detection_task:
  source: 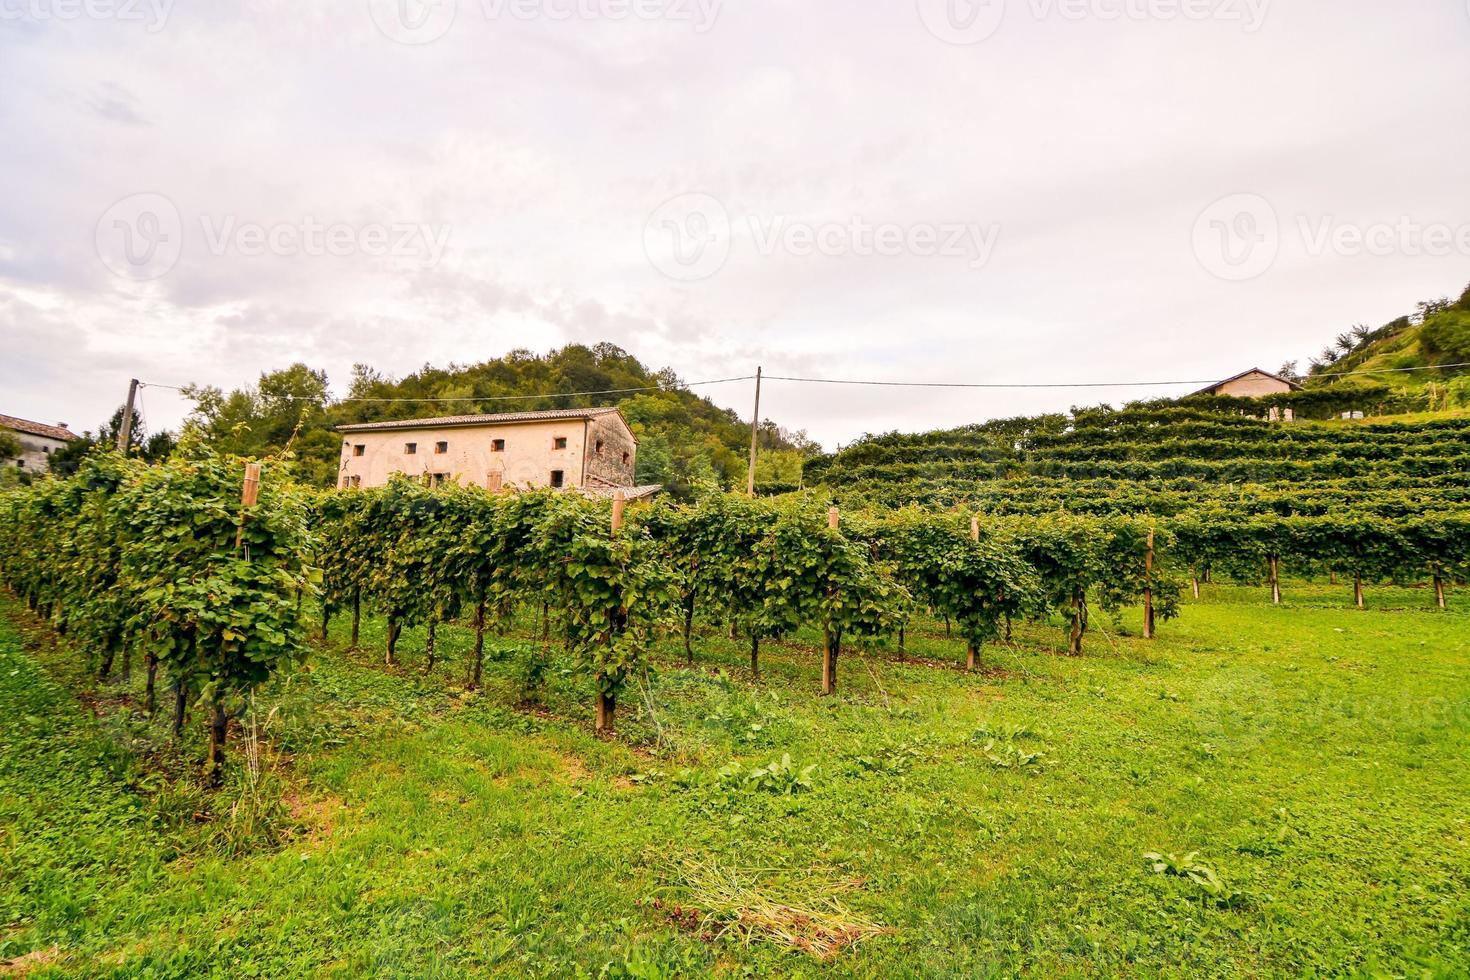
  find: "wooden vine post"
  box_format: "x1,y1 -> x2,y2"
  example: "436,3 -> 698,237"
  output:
967,515 -> 981,670
1269,554 -> 1281,605
1143,527 -> 1156,640
212,461 -> 261,786
1434,568 -> 1447,610
821,505 -> 840,696
1354,572 -> 1365,610
234,462 -> 261,549
595,490 -> 626,734
469,593 -> 487,689
1069,591 -> 1084,656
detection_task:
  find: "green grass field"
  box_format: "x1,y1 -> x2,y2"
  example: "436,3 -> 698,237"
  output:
2,584 -> 1467,978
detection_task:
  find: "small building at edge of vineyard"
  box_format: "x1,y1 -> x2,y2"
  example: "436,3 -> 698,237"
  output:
1191,368 -> 1303,399
334,407 -> 662,499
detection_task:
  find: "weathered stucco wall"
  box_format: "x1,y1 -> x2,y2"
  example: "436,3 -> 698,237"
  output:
1215,372 -> 1295,398
584,413 -> 638,487
2,430 -> 69,474
338,419 -> 592,490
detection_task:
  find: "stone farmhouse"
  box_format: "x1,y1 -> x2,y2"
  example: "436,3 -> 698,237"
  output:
335,407 -> 661,498
1,413 -> 77,474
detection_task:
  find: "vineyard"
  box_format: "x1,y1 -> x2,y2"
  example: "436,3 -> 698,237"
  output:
3,428 -> 1468,762
808,404 -> 1470,510
1,416 -> 1468,974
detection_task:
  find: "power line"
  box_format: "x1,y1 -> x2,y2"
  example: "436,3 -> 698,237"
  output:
134,360 -> 1470,403
764,361 -> 1470,390
339,376 -> 755,404
134,375 -> 756,404
1315,361 -> 1470,380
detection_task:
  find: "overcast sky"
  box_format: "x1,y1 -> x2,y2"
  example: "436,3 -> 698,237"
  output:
2,0 -> 1468,449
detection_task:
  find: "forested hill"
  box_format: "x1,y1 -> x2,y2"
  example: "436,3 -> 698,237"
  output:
180,344 -> 817,496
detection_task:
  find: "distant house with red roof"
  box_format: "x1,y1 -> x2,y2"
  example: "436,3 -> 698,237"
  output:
1,413 -> 78,474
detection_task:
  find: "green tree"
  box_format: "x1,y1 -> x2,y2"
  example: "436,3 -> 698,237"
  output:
1420,309 -> 1470,363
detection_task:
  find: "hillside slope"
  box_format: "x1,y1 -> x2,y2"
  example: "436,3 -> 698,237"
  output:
1300,281 -> 1470,391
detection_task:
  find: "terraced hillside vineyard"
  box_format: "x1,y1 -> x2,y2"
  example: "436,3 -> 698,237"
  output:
806,404 -> 1470,511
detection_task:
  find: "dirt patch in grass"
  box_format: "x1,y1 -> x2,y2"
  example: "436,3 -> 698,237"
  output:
0,944 -> 63,975
554,751 -> 593,784
283,791 -> 346,847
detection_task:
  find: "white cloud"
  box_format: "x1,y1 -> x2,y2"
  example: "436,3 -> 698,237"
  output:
2,0 -> 1468,447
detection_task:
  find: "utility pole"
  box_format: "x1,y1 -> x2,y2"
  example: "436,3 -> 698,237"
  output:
116,378 -> 139,453
746,366 -> 762,497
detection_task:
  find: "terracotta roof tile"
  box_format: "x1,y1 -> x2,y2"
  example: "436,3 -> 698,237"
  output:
337,407 -> 622,433
0,413 -> 78,442
581,483 -> 664,501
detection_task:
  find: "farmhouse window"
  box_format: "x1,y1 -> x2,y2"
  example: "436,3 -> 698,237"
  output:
435,441 -> 448,454
404,442 -> 417,455
554,437 -> 568,450
622,451 -> 630,466
492,439 -> 505,452
595,439 -> 604,454
430,473 -> 448,487
487,472 -> 503,492
549,469 -> 565,488
353,444 -> 365,456
350,476 -> 361,488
